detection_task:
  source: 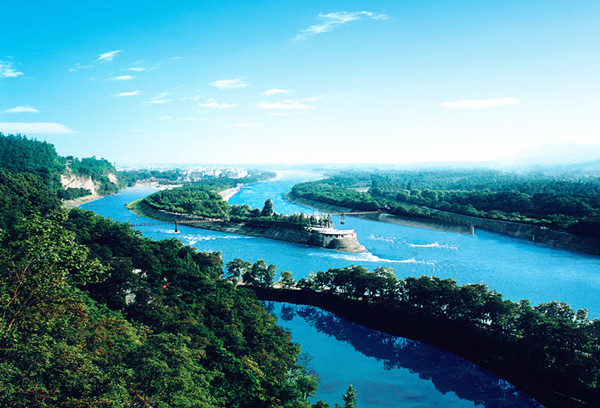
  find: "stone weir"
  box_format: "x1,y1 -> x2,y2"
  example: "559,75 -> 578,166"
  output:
136,200 -> 366,253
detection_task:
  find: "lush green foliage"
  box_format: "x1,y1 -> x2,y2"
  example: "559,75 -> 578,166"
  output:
120,169 -> 184,187
0,133 -> 65,188
291,266 -> 600,399
0,168 -> 323,407
0,133 -> 120,198
292,170 -> 600,238
143,182 -> 332,231
64,155 -> 120,195
0,169 -> 61,231
58,187 -> 93,200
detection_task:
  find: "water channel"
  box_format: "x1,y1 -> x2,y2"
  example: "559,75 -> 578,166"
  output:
82,170 -> 600,408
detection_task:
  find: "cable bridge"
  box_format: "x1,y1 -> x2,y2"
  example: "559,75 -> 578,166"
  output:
129,218 -> 227,232
128,211 -> 383,232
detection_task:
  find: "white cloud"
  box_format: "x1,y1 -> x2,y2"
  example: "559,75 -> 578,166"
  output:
198,99 -> 236,109
0,122 -> 76,134
111,75 -> 135,81
128,67 -> 146,72
439,97 -> 520,109
115,90 -> 142,97
295,11 -> 388,40
97,50 -> 122,62
210,78 -> 249,89
149,92 -> 171,104
257,100 -> 314,110
4,106 -> 39,113
0,60 -> 24,78
69,63 -> 94,72
301,96 -> 323,102
263,88 -> 292,96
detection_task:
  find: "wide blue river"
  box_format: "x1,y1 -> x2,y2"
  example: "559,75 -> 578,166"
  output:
82,170 -> 600,408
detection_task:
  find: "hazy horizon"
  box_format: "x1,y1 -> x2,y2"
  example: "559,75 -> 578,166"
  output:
1,1 -> 599,165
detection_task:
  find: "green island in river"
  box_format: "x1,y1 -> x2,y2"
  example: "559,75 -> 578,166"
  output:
129,180 -> 367,253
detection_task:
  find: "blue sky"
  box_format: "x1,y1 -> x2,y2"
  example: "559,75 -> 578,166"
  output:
1,0 -> 599,165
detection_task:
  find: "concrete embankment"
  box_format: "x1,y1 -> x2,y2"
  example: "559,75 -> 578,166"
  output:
246,286 -> 593,408
286,193 -> 600,255
285,193 -> 474,235
134,200 -> 366,253
429,209 -> 600,256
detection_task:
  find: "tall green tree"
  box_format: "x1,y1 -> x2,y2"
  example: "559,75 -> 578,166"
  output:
261,198 -> 274,217
342,385 -> 357,408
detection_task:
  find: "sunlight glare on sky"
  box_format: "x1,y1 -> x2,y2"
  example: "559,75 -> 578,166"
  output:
1,0 -> 599,164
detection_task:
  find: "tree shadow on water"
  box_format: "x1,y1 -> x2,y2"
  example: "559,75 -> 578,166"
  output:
268,302 -> 544,408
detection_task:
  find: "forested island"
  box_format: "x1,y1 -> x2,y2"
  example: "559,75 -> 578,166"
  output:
289,169 -> 600,254
134,182 -> 366,252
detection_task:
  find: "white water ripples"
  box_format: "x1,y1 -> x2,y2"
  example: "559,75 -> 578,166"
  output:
312,251 -> 436,266
368,234 -> 458,251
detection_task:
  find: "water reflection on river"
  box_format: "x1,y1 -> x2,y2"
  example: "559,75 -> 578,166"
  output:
82,170 -> 600,407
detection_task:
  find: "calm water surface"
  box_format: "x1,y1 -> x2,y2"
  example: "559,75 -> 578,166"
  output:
83,170 -> 600,407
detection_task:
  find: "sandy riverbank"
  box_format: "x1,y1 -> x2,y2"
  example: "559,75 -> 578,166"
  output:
61,194 -> 102,209
219,185 -> 242,201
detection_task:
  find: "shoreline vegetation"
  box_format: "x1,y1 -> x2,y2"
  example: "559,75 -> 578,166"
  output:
0,137 -> 342,406
130,197 -> 367,253
289,172 -> 600,255
285,192 -> 475,235
124,171 -> 366,252
222,262 -> 600,408
4,134 -> 600,407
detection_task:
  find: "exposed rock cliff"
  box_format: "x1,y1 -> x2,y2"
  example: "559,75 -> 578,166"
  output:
60,172 -> 97,194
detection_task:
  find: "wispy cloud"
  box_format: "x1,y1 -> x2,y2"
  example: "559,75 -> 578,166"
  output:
115,90 -> 142,97
262,88 -> 292,96
97,50 -> 122,62
128,63 -> 159,72
210,78 -> 249,89
439,97 -> 520,109
111,75 -> 135,81
3,106 -> 39,113
198,99 -> 236,109
0,60 -> 24,78
0,122 -> 76,134
257,100 -> 314,110
149,92 -> 171,104
69,63 -> 94,72
295,11 -> 388,40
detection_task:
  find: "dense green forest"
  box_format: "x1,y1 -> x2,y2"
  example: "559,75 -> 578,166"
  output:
230,262 -> 600,407
0,133 -> 65,189
291,169 -> 600,239
120,168 -> 184,187
0,133 -> 121,200
143,182 -> 332,231
0,141 -> 350,407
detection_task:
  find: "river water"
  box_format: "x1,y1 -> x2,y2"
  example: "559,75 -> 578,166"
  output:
82,170 -> 600,408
